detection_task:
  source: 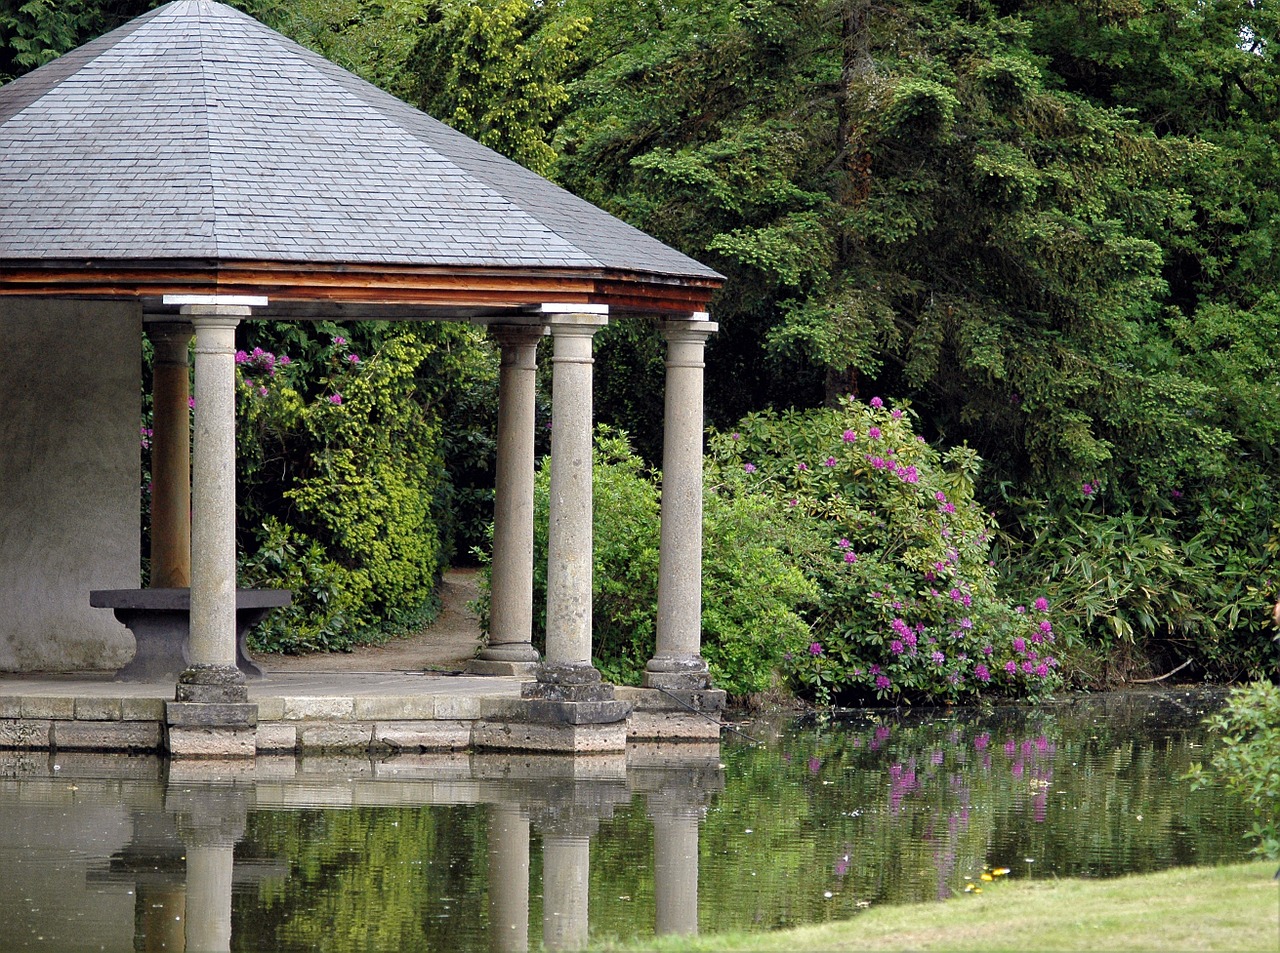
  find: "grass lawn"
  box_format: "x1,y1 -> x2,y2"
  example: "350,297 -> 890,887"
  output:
591,860 -> 1278,952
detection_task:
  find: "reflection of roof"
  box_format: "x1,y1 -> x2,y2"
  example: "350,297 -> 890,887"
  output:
0,0 -> 721,315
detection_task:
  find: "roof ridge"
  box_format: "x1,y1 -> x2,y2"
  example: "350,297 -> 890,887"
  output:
192,2 -> 221,260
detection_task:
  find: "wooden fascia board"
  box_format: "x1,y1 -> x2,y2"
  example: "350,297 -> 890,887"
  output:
0,260 -> 722,314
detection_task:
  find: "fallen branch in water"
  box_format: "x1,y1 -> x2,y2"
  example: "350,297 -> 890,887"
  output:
1129,658 -> 1192,684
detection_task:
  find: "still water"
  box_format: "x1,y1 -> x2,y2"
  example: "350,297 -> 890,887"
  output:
0,690 -> 1256,952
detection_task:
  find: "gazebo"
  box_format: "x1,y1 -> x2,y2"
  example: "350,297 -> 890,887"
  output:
0,0 -> 723,751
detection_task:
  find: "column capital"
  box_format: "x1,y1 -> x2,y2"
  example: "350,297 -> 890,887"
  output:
145,319 -> 195,340
489,321 -> 549,352
658,319 -> 718,340
548,312 -> 609,331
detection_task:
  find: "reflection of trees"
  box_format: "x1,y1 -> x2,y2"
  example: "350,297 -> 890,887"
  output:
691,694 -> 1252,934
236,805 -> 488,952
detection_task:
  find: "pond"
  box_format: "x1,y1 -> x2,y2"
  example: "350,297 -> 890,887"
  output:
0,689 -> 1256,952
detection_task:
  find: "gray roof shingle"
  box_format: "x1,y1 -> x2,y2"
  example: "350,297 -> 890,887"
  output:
0,0 -> 720,281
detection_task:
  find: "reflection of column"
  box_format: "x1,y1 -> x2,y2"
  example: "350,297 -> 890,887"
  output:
179,304 -> 251,704
651,809 -> 700,936
487,803 -> 531,953
148,321 -> 193,589
541,829 -> 592,952
137,882 -> 187,952
645,319 -> 718,691
171,780 -> 249,953
470,324 -> 546,676
184,844 -> 233,953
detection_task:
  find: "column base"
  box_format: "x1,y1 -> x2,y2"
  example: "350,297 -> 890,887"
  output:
175,664 -> 248,704
642,656 -> 713,692
164,700 -> 258,758
466,643 -> 541,677
473,719 -> 628,753
523,662 -> 616,702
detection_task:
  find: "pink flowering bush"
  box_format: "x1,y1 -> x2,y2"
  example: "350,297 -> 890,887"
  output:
709,397 -> 1061,704
234,331 -> 446,652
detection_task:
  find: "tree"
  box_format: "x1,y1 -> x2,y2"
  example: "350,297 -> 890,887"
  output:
405,0 -> 590,174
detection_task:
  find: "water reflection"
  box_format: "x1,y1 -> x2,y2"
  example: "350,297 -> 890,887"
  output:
0,691 -> 1258,952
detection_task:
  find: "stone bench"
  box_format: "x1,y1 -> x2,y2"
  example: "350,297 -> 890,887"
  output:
90,588 -> 291,682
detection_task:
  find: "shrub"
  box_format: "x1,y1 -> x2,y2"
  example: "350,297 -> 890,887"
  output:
709,397 -> 1061,704
476,427 -> 815,698
235,331 -> 446,652
995,464 -> 1280,686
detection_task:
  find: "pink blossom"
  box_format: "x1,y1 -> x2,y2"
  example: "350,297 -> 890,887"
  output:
842,429 -> 857,442
1033,597 -> 1049,612
329,393 -> 343,405
870,397 -> 884,408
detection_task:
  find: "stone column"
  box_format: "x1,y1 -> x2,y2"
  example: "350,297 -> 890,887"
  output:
527,313 -> 610,701
148,322 -> 194,589
469,323 -> 546,677
645,320 -> 719,692
179,306 -> 250,705
487,803 -> 531,953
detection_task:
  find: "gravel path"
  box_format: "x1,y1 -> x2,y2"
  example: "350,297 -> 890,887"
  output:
251,568 -> 484,674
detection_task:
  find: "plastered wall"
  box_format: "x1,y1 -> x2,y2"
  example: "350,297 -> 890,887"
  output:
0,298 -> 140,670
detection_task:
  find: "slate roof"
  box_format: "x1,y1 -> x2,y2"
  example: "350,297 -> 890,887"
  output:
0,0 -> 720,309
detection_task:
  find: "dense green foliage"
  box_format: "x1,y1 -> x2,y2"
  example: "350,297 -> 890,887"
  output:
477,428 -> 815,697
233,327 -> 446,651
712,398 -> 1060,703
228,321 -> 499,652
10,0 -> 1280,688
545,0 -> 1280,686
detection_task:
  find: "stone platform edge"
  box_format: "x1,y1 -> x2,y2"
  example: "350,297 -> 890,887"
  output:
0,686 -> 723,755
